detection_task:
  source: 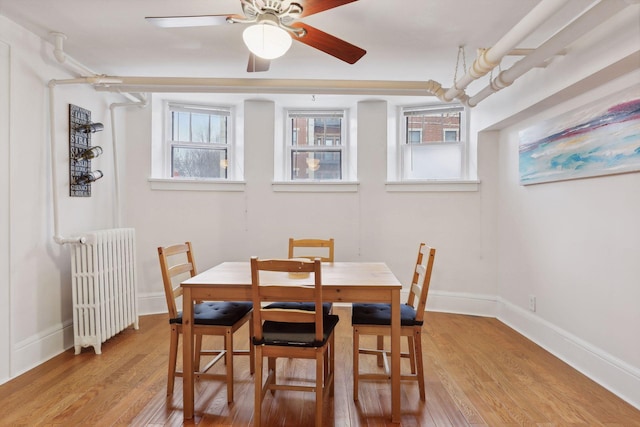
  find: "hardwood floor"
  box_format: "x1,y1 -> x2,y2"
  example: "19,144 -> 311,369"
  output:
0,307 -> 638,426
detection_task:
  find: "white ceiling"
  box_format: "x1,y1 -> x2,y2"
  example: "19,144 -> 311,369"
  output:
0,0 -> 602,102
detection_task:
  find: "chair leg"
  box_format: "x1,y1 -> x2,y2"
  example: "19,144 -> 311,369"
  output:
353,326 -> 359,401
414,329 -> 426,401
408,335 -> 417,374
315,351 -> 323,427
268,357 -> 277,395
249,316 -> 255,374
329,333 -> 335,396
324,343 -> 329,385
254,345 -> 263,427
194,333 -> 203,372
167,327 -> 179,395
225,328 -> 234,403
376,335 -> 384,367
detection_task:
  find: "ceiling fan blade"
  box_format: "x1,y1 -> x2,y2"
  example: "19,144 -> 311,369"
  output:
145,15 -> 241,28
247,53 -> 270,72
299,0 -> 358,18
291,23 -> 366,64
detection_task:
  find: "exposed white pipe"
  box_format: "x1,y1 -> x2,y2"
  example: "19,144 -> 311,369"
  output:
51,32 -> 99,77
467,0 -> 629,107
109,95 -> 147,227
92,76 -> 446,96
442,0 -> 571,102
48,33 -> 146,245
48,79 -> 85,244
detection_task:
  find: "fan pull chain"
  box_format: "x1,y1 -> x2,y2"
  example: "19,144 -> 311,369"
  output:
453,45 -> 467,89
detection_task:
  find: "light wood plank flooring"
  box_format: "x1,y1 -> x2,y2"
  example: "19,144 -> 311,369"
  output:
0,307 -> 638,426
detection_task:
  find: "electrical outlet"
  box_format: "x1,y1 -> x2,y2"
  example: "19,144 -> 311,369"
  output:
528,295 -> 536,312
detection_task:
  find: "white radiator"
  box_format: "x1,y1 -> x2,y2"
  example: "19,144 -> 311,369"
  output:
70,228 -> 139,354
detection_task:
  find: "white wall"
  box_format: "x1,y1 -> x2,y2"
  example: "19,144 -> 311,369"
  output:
1,3 -> 638,411
0,15 -> 123,378
495,73 -> 640,408
126,96 -> 499,316
470,5 -> 640,408
0,39 -> 10,383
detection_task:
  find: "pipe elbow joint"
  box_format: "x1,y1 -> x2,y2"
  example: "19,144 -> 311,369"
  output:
425,80 -> 447,100
53,49 -> 66,64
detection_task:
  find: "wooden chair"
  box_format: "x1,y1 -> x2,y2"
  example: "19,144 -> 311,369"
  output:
352,243 -> 436,401
264,237 -> 335,314
157,242 -> 254,402
288,237 -> 335,262
250,257 -> 339,427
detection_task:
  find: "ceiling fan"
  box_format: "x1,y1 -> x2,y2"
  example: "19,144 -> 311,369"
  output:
146,0 -> 366,73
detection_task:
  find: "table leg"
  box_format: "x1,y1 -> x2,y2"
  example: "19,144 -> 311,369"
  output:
391,289 -> 401,423
183,287 -> 194,420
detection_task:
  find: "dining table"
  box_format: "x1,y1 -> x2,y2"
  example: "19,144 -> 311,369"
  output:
180,261 -> 403,423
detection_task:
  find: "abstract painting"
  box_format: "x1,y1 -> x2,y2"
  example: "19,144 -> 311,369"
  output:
519,84 -> 640,185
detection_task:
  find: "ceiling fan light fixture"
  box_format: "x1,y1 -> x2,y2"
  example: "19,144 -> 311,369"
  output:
242,23 -> 292,60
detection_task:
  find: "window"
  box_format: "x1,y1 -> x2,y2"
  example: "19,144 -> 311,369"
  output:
397,104 -> 467,180
165,103 -> 233,179
285,110 -> 347,181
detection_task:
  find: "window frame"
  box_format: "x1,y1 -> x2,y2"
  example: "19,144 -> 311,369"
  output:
283,109 -> 349,182
164,102 -> 235,180
396,103 -> 469,181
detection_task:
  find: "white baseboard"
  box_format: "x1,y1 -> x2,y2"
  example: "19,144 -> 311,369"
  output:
11,320 -> 74,379
496,297 -> 640,411
7,291 -> 640,411
137,291 -> 168,315
4,292 -> 166,385
425,290 -> 498,317
422,291 -> 639,410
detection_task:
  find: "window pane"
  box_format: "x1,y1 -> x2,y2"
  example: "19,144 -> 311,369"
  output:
444,129 -> 459,142
291,117 -> 306,146
210,114 -> 227,144
406,111 -> 461,143
172,111 -> 190,142
171,147 -> 227,179
408,130 -> 422,144
291,117 -> 342,146
402,144 -> 462,180
191,113 -> 210,143
314,117 -> 342,146
291,151 -> 341,180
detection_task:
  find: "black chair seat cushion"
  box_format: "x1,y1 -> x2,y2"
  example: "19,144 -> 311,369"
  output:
170,301 -> 253,326
351,303 -> 422,326
263,301 -> 332,315
253,314 -> 340,347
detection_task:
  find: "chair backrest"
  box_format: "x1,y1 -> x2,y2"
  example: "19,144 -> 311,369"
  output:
288,238 -> 335,262
157,242 -> 198,319
406,243 -> 436,323
250,257 -> 324,343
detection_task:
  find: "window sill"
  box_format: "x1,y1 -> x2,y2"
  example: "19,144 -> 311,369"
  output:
272,181 -> 359,193
148,178 -> 246,192
385,180 -> 479,192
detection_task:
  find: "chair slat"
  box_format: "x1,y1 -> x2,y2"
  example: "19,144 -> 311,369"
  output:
250,256 -> 337,427
288,237 -> 335,262
157,241 -> 254,402
352,242 -> 436,403
260,308 -> 316,323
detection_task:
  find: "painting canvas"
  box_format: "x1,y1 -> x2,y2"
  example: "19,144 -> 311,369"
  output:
519,84 -> 640,185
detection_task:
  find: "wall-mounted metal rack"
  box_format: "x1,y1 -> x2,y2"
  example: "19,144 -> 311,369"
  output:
69,104 -> 103,197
